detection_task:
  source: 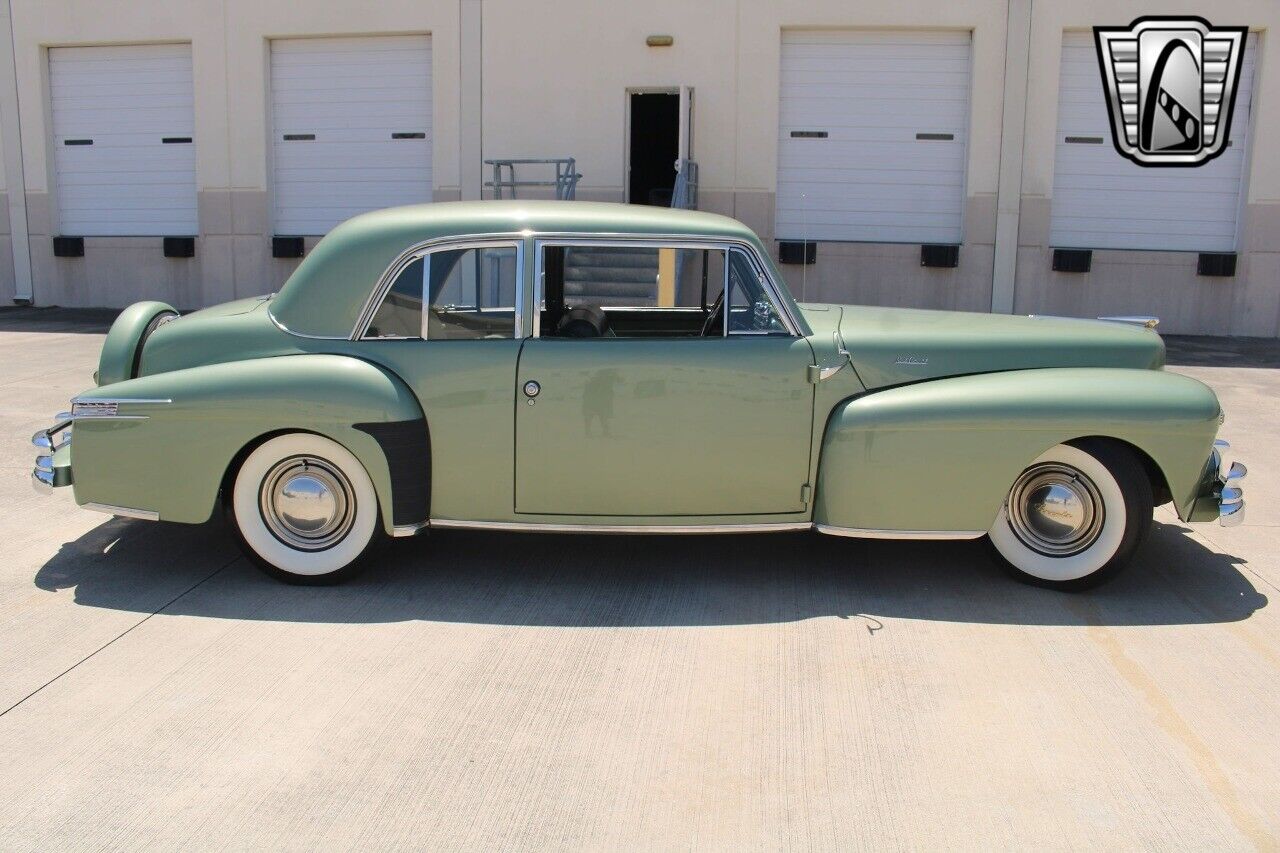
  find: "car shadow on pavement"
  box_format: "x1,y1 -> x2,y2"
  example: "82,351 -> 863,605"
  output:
33,514 -> 1266,629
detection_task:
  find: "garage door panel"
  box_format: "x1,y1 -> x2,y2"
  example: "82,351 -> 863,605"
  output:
50,44 -> 198,237
271,35 -> 432,236
1049,33 -> 1256,252
777,30 -> 971,244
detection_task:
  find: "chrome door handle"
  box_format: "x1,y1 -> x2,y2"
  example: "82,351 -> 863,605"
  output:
523,380 -> 541,398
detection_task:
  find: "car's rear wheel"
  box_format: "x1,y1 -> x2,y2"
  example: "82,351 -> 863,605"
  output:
230,433 -> 380,584
988,440 -> 1152,591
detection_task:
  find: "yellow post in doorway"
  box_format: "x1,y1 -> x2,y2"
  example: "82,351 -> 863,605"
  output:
657,248 -> 676,306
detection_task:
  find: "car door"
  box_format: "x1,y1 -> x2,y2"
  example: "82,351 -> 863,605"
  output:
514,241 -> 815,517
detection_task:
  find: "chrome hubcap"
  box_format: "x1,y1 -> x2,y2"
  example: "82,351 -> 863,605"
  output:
259,456 -> 355,551
1006,463 -> 1105,557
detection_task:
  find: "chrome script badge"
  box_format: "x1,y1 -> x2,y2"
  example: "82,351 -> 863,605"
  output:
1094,17 -> 1247,167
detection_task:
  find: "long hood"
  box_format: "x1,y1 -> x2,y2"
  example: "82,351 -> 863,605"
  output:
801,304 -> 1166,390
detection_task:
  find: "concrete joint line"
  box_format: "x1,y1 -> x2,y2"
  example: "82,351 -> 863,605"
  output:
0,555 -> 239,718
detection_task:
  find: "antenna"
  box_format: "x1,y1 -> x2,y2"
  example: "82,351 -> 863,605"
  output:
800,192 -> 808,301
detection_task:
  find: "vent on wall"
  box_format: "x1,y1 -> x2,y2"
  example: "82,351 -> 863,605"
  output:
1052,249 -> 1092,273
1197,253 -> 1237,277
778,240 -> 816,265
163,236 -> 195,258
273,236 -> 305,258
53,236 -> 84,257
920,244 -> 959,268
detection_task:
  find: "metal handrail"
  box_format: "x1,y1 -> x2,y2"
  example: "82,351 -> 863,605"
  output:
484,158 -> 582,200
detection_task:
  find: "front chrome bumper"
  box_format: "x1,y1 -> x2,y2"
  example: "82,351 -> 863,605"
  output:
1212,439 -> 1246,527
31,419 -> 73,495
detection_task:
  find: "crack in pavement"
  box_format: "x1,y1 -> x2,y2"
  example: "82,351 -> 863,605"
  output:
0,555 -> 241,719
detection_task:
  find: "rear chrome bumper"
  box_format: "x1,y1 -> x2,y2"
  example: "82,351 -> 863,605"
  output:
1212,439 -> 1246,527
31,419 -> 73,495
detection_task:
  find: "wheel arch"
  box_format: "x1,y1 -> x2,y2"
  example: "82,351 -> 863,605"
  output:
813,368 -> 1219,532
1064,435 -> 1173,508
69,354 -> 428,534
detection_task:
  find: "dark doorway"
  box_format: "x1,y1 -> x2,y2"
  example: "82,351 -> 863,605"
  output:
628,92 -> 679,206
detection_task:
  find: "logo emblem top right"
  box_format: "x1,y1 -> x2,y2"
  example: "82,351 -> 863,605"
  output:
1094,17 -> 1248,167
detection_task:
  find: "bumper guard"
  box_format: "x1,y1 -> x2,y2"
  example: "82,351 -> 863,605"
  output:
31,419 -> 73,494
1212,439 -> 1246,527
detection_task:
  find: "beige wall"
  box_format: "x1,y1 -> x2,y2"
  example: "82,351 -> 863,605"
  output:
0,0 -> 1276,334
1011,0 -> 1280,336
8,0 -> 462,308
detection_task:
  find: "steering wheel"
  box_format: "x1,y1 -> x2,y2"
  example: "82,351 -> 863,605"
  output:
700,289 -> 726,337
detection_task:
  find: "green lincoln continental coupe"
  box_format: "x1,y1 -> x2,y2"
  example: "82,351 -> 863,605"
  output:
32,201 -> 1245,589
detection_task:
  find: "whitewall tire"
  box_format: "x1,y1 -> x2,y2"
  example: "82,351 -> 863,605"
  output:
230,433 -> 381,584
988,440 -> 1153,590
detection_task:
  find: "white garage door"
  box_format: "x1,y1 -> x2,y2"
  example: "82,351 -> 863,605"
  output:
49,44 -> 197,237
776,30 -> 971,244
271,35 -> 432,236
1049,32 -> 1257,252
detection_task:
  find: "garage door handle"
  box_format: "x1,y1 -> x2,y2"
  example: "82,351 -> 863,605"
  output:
282,133 -> 315,141
392,132 -> 426,139
915,132 -> 954,141
162,137 -> 192,144
63,139 -> 93,146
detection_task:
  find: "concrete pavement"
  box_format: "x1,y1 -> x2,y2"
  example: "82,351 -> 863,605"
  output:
0,311 -> 1277,850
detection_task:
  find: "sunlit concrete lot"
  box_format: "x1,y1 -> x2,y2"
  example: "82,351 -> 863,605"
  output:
1,309 -> 1277,850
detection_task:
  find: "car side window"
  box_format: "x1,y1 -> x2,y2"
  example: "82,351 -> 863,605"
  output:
541,244 -> 726,339
726,249 -> 789,336
365,258 -> 424,338
365,244 -> 518,340
426,245 -> 518,340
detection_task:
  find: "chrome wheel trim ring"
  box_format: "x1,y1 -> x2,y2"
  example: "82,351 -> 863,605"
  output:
1006,462 -> 1106,557
258,456 -> 356,552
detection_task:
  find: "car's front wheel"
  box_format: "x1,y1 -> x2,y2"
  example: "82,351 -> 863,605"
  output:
230,433 -> 381,584
988,440 -> 1153,591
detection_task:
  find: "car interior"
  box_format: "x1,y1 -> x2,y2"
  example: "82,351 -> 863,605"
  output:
364,241 -> 790,340
539,244 -> 788,339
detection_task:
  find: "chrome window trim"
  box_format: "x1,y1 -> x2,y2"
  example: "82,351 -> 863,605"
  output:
529,235 -> 800,338
267,309 -> 349,341
725,245 -> 792,338
353,232 -> 528,341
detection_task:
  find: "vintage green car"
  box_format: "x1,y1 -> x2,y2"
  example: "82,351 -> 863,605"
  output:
31,201 -> 1244,589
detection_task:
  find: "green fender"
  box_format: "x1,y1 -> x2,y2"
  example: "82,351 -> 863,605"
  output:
814,368 -> 1222,533
69,354 -> 425,532
97,301 -> 178,386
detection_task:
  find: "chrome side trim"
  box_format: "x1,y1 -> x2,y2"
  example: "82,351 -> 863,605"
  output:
815,524 -> 986,540
391,520 -> 430,538
58,397 -> 173,422
1098,315 -> 1160,330
82,502 -> 160,521
430,519 -> 812,534
57,411 -> 148,421
71,396 -> 172,406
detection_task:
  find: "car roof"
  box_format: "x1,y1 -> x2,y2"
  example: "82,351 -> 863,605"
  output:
270,201 -> 762,337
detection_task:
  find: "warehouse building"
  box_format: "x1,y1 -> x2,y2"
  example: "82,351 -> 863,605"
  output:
0,0 -> 1275,335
